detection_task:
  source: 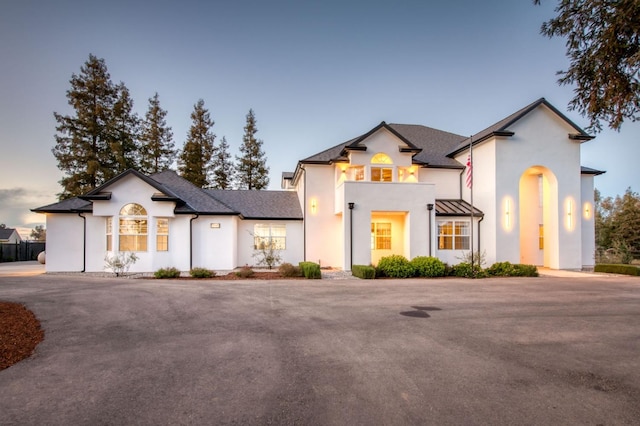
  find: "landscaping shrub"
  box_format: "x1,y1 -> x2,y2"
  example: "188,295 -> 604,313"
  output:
594,264 -> 640,276
235,266 -> 255,278
486,262 -> 538,277
352,264 -> 376,279
410,256 -> 446,277
299,261 -> 321,279
451,262 -> 486,278
376,255 -> 414,278
189,267 -> 216,278
279,262 -> 302,277
154,267 -> 181,279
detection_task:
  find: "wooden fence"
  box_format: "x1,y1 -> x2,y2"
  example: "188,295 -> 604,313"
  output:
0,242 -> 46,262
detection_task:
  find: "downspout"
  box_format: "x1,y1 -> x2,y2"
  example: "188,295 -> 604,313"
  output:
477,215 -> 484,254
348,202 -> 355,270
301,166 -> 307,262
189,213 -> 199,270
78,212 -> 86,273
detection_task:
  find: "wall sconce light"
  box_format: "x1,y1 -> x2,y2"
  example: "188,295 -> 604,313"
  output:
348,202 -> 355,210
311,198 -> 317,214
410,169 -> 415,175
584,203 -> 591,220
341,168 -> 346,174
505,199 -> 511,229
567,200 -> 573,229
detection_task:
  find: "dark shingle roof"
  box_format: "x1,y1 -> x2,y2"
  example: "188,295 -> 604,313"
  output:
301,123 -> 466,168
448,98 -> 594,157
205,190 -> 303,220
0,228 -> 17,239
150,170 -> 236,214
31,197 -> 93,213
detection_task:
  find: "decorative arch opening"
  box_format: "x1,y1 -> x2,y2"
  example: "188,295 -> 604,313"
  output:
371,153 -> 393,164
119,203 -> 148,251
519,166 -> 558,268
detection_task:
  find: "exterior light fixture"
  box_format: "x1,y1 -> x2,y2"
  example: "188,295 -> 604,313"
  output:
584,202 -> 591,220
505,199 -> 511,229
567,200 -> 573,230
311,199 -> 317,214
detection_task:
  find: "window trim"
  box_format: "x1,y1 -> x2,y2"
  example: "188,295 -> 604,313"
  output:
371,222 -> 392,250
437,220 -> 470,250
157,218 -> 169,252
254,223 -> 287,250
118,203 -> 148,252
106,217 -> 113,251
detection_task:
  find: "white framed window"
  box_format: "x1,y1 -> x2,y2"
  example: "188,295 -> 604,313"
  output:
370,152 -> 393,182
157,218 -> 169,251
119,203 -> 148,252
349,166 -> 365,181
106,217 -> 113,251
254,224 -> 286,250
371,222 -> 391,250
438,220 -> 470,250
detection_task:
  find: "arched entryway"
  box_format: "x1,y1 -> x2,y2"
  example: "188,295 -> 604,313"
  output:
519,166 -> 558,267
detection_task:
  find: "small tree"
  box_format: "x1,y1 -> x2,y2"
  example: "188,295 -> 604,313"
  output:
30,225 -> 46,241
250,231 -> 282,269
235,109 -> 269,190
109,83 -> 141,175
178,99 -> 215,187
104,252 -> 139,277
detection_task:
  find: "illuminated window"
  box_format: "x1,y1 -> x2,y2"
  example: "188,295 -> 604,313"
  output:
350,166 -> 365,181
254,224 -> 286,250
119,203 -> 148,251
371,222 -> 391,250
438,220 -> 470,250
106,217 -> 113,251
371,153 -> 392,164
157,218 -> 169,251
371,167 -> 393,182
539,224 -> 544,250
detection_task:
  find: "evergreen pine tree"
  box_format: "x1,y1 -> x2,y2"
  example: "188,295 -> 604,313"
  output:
52,54 -> 118,199
139,92 -> 175,174
178,99 -> 215,187
109,83 -> 141,175
211,136 -> 235,189
235,109 -> 269,190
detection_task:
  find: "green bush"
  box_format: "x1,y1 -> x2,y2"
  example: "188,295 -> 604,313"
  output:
352,264 -> 376,279
154,267 -> 181,279
235,266 -> 255,278
189,267 -> 216,278
486,262 -> 538,277
376,255 -> 414,278
278,262 -> 302,277
451,262 -> 486,278
594,264 -> 640,276
299,261 -> 321,279
410,256 -> 446,277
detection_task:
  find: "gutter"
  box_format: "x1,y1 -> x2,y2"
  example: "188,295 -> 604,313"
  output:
189,213 -> 199,270
477,215 -> 484,254
77,212 -> 86,272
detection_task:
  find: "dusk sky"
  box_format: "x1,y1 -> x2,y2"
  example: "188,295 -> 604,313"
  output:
1,0 -> 638,237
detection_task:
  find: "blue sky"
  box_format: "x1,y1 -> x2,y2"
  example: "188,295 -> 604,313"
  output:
1,0 -> 638,236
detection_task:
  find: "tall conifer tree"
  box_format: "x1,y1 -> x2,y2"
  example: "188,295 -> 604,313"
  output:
235,109 -> 269,190
211,136 -> 235,189
52,54 -> 119,199
109,83 -> 141,175
178,99 -> 215,187
139,92 -> 175,174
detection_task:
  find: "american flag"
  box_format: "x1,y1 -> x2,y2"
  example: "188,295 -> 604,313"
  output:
466,154 -> 472,188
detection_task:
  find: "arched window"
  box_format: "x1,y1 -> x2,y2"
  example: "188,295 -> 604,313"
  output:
371,153 -> 393,164
370,153 -> 393,182
119,203 -> 148,251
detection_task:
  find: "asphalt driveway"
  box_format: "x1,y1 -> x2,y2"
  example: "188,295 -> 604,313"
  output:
1,272 -> 639,425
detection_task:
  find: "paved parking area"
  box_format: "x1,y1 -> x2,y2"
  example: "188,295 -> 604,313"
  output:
1,273 -> 639,425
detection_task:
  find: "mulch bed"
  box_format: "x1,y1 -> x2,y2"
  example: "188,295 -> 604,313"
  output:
0,302 -> 44,371
148,272 -> 303,280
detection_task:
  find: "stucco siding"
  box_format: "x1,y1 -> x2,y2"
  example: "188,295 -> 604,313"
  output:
45,214 -> 85,272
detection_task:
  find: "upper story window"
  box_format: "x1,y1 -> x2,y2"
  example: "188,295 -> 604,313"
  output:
349,165 -> 364,181
119,203 -> 148,252
371,153 -> 393,182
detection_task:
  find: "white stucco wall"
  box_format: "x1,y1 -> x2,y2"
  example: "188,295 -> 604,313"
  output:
581,175 -> 596,268
420,168 -> 462,199
236,220 -> 304,268
44,213 -> 85,272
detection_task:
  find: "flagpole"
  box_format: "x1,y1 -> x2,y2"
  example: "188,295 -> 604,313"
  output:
469,135 -> 474,276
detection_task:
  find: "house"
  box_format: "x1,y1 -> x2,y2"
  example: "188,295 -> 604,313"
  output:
0,227 -> 22,244
34,98 -> 604,273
